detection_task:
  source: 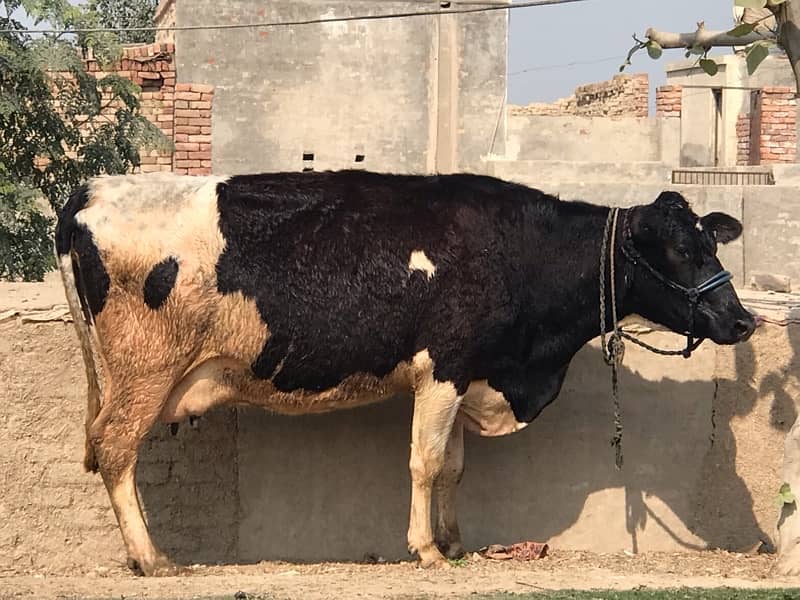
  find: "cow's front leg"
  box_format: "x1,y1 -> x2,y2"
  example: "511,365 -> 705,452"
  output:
407,351 -> 463,568
434,421 -> 465,559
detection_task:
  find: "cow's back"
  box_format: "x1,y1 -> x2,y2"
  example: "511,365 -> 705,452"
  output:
71,171 -> 527,396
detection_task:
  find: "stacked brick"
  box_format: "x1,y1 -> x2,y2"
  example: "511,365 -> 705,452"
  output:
510,74 -> 649,118
173,84 -> 213,175
736,114 -> 751,165
63,43 -> 214,175
759,86 -> 797,164
655,85 -> 682,118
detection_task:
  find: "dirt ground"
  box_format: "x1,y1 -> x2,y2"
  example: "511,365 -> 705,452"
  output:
1,551 -> 798,600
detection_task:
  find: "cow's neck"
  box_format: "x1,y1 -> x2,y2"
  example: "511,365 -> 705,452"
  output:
520,203 -> 634,368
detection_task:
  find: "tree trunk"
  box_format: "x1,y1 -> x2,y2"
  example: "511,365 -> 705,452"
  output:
646,6 -> 800,96
774,2 -> 800,96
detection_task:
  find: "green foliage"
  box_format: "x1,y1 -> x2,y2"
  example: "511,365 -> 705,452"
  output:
699,58 -> 719,75
85,0 -> 157,45
0,0 -> 167,281
777,482 -> 797,508
646,40 -> 662,60
746,40 -> 773,74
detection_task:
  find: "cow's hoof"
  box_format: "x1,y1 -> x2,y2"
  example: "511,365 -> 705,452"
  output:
414,544 -> 450,569
439,541 -> 466,560
128,554 -> 183,577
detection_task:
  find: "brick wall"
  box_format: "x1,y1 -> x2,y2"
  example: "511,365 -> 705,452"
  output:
737,113 -> 751,166
759,86 -> 797,164
82,43 -> 213,175
656,85 -> 682,118
510,74 -> 649,118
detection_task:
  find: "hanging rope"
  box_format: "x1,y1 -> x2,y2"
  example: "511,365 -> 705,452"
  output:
599,208 -> 625,470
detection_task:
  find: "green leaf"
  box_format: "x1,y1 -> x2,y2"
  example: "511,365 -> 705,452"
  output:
688,45 -> 706,56
768,0 -> 787,5
700,58 -> 719,76
735,0 -> 767,7
777,482 -> 797,508
746,41 -> 771,75
646,41 -> 662,60
728,23 -> 757,37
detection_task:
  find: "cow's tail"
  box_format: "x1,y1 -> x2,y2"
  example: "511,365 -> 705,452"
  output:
55,184 -> 102,474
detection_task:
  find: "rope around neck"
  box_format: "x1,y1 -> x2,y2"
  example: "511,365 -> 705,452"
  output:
599,208 -> 625,469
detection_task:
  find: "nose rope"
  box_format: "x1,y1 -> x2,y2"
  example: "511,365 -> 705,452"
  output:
598,207 -> 735,469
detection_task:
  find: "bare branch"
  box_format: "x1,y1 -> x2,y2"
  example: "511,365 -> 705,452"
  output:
645,23 -> 774,49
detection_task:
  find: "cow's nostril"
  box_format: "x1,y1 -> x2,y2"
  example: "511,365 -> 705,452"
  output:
734,318 -> 755,340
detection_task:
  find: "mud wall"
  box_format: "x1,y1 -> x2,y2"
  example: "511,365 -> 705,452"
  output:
0,285 -> 793,572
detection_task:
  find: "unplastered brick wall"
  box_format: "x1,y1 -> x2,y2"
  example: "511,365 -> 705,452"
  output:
759,86 -> 797,164
510,74 -> 649,118
656,85 -> 682,118
81,43 -> 213,175
174,84 -> 213,175
737,113 -> 751,166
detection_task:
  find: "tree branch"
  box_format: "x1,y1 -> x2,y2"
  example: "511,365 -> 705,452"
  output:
645,23 -> 774,49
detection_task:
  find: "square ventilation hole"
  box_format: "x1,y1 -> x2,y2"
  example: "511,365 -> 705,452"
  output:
354,154 -> 365,163
302,152 -> 314,161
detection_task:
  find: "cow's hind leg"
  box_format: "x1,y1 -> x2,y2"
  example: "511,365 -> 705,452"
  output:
407,351 -> 463,568
434,421 -> 465,559
90,377 -> 178,576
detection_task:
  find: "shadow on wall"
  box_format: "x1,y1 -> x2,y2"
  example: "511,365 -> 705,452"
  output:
135,331 -> 795,566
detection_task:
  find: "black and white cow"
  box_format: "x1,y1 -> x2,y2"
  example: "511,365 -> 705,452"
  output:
55,170 -> 755,576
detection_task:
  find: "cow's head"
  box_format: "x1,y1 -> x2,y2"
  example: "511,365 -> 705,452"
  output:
623,191 -> 755,345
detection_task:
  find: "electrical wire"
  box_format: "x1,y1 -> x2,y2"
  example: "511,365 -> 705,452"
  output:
2,0 -> 595,35
509,55 -> 625,76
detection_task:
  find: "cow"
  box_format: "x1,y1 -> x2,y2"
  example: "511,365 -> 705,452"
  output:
54,170 -> 755,576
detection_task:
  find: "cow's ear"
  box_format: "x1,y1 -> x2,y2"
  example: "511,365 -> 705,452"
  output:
629,206 -> 658,244
700,212 -> 742,245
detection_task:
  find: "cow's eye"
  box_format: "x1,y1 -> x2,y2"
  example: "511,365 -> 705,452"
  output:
675,246 -> 691,259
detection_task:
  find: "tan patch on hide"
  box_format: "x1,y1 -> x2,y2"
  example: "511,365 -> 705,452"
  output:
83,173 -> 270,382
458,380 -> 528,437
160,356 -> 416,421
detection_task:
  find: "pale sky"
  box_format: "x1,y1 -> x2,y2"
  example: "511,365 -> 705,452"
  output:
508,0 -> 736,104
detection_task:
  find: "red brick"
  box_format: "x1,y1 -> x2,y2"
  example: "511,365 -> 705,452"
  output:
189,83 -> 214,93
189,134 -> 212,143
175,91 -> 201,101
190,101 -> 212,110
175,134 -> 190,142
201,126 -> 212,134
175,100 -> 189,109
175,142 -> 200,151
176,125 -> 202,134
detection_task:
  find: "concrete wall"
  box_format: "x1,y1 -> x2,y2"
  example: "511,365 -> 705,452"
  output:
175,0 -> 506,175
503,115 -> 680,164
666,55 -> 799,168
0,287 -> 791,571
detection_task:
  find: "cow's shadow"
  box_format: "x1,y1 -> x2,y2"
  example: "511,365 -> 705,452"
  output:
137,331 -> 794,566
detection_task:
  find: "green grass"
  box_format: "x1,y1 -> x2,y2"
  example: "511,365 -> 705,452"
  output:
481,590 -> 800,600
